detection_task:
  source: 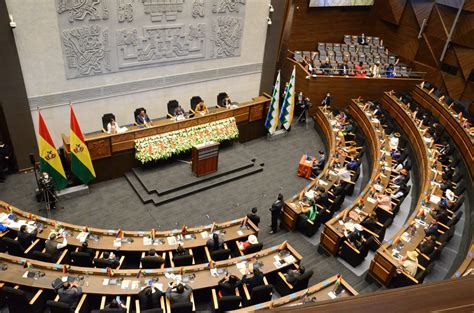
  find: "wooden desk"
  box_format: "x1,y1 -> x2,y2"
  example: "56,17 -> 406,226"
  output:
297,155 -> 315,179
411,85 -> 474,177
319,99 -> 385,256
230,275 -> 358,312
0,243 -> 301,295
453,243 -> 474,278
369,92 -> 443,287
0,201 -> 258,253
61,95 -> 271,182
280,108 -> 337,230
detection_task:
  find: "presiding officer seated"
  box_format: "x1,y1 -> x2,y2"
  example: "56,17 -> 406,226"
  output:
136,109 -> 152,127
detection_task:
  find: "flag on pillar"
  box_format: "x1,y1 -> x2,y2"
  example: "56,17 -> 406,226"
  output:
38,111 -> 67,190
264,70 -> 281,134
70,105 -> 96,184
279,66 -> 296,130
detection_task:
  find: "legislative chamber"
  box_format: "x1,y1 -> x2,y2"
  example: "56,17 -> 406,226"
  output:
0,0 -> 472,312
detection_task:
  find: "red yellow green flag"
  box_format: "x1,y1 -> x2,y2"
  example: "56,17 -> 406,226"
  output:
70,106 -> 96,184
38,112 -> 67,190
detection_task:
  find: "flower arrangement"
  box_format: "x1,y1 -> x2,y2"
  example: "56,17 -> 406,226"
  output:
135,117 -> 239,163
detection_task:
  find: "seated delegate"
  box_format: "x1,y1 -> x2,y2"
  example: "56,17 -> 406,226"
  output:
195,101 -> 209,116
136,109 -> 152,127
173,105 -> 187,120
107,118 -> 128,134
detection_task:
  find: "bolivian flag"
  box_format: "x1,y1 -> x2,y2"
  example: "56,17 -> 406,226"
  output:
70,106 -> 96,184
38,112 -> 67,190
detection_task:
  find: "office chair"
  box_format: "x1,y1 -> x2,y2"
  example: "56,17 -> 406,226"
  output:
101,113 -> 115,132
167,100 -> 179,118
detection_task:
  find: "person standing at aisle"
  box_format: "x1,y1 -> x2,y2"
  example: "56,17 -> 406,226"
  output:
269,193 -> 284,234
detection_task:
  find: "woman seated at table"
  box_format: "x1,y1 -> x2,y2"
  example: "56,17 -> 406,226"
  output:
376,191 -> 392,211
195,101 -> 209,116
398,250 -> 419,276
107,118 -> 128,134
300,199 -> 318,221
237,235 -> 258,251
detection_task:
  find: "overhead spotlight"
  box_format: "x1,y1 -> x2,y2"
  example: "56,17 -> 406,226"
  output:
269,4 -> 274,12
9,14 -> 16,28
267,17 -> 272,25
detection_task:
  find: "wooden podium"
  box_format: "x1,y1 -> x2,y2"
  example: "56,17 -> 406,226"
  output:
192,141 -> 220,176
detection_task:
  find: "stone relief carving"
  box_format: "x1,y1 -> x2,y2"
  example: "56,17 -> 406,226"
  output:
116,23 -> 206,69
212,0 -> 245,13
57,0 -> 109,22
211,16 -> 243,58
56,0 -> 246,79
192,0 -> 205,18
62,25 -> 111,78
141,0 -> 184,22
118,0 -> 134,23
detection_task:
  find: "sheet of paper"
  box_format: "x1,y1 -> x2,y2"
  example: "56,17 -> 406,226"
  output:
103,279 -> 109,286
131,281 -> 139,290
201,231 -> 209,239
121,280 -> 130,289
237,230 -> 244,236
284,255 -> 296,264
167,236 -> 177,245
367,197 -> 377,204
328,291 -> 337,299
143,237 -> 152,245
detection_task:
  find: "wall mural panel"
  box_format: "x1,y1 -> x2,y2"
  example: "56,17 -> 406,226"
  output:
55,0 -> 246,79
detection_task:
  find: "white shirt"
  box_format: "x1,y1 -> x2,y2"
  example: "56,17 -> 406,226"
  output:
338,168 -> 352,183
107,122 -> 128,134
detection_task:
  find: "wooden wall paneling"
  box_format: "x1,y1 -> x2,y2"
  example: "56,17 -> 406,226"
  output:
464,0 -> 474,12
387,0 -> 408,25
454,45 -> 474,80
412,61 -> 446,90
435,3 -> 458,34
442,72 -> 467,99
436,0 -> 465,10
451,10 -> 474,48
461,81 -> 474,105
443,45 -> 462,75
414,35 -> 439,68
410,0 -> 435,28
287,0 -> 372,51
373,0 -> 399,25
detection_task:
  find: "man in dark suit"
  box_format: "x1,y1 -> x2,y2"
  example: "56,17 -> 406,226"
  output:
78,241 -> 95,260
242,268 -> 264,292
358,33 -> 367,45
425,220 -> 439,237
17,225 -> 37,251
138,285 -> 162,310
57,281 -> 83,308
136,109 -> 152,127
269,194 -> 284,234
218,274 -> 242,297
285,265 -> 305,284
338,61 -> 349,76
141,248 -> 165,266
94,251 -> 120,269
315,187 -> 330,208
206,233 -> 224,252
418,235 -> 436,255
166,283 -> 192,304
246,207 -> 260,227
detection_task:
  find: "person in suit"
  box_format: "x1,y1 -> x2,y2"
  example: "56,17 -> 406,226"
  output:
94,251 -> 120,269
78,241 -> 95,260
418,235 -> 436,255
386,63 -> 396,78
320,60 -> 331,75
138,285 -> 162,310
218,274 -> 242,297
285,265 -> 305,284
321,92 -> 331,107
358,33 -> 367,45
338,61 -> 350,76
315,187 -> 330,208
269,193 -> 284,234
57,281 -> 82,308
345,223 -> 363,248
425,220 -> 439,237
206,233 -> 224,252
347,158 -> 360,171
173,105 -> 187,119
0,141 -> 12,182
242,268 -> 264,292
246,207 -> 260,227
431,208 -> 449,224
220,95 -> 232,108
166,283 -> 192,304
141,248 -> 165,266
361,212 -> 379,232
312,150 -> 326,176
17,224 -> 37,251
194,101 -> 209,115
45,232 -> 67,258
175,244 -> 188,256
136,109 -> 152,127
105,299 -> 126,311
393,168 -> 409,186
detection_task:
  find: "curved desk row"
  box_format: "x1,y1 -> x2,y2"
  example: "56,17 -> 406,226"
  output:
0,201 -> 258,253
320,99 -> 385,256
411,85 -> 473,177
0,243 -> 301,296
230,275 -> 358,312
369,92 -> 445,287
281,106 -> 357,230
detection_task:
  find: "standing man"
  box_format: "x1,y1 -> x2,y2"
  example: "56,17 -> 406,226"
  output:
269,194 -> 284,234
321,92 -> 331,107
